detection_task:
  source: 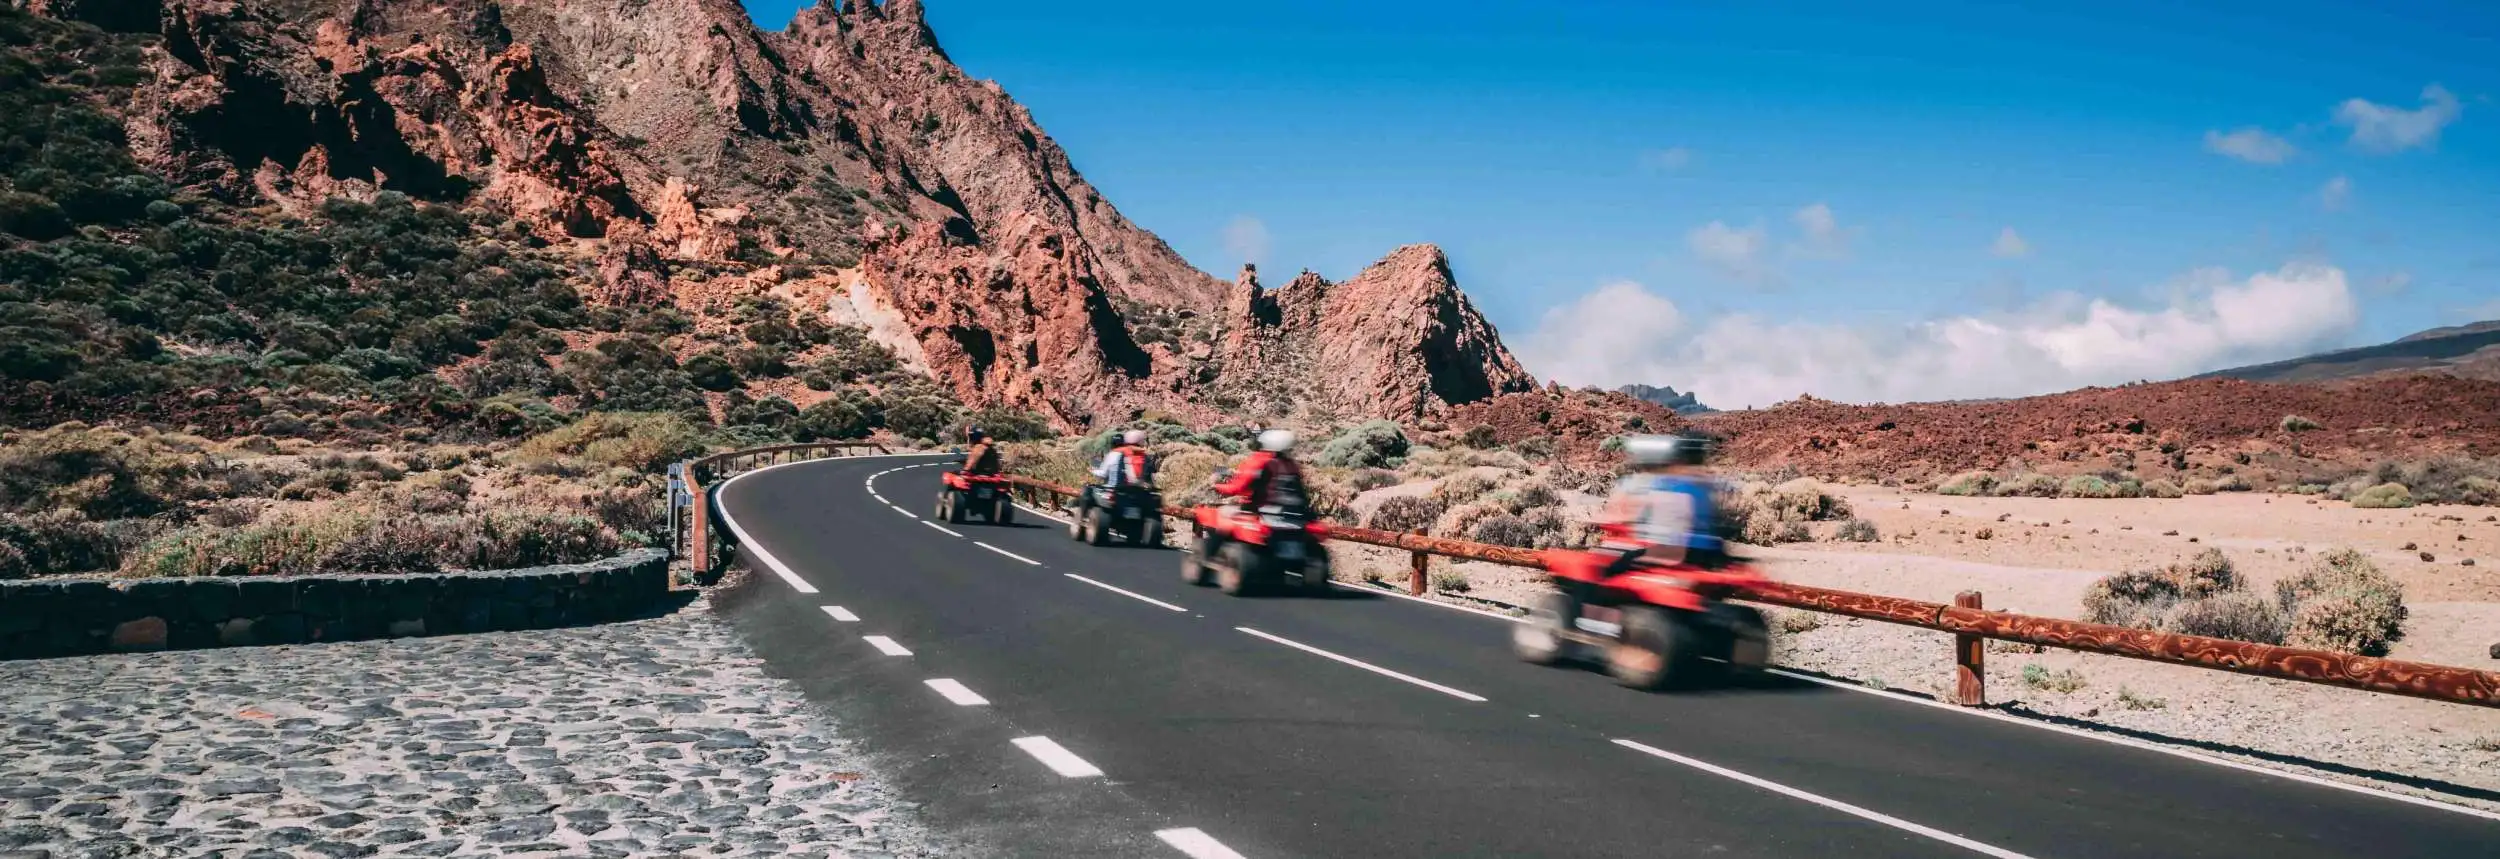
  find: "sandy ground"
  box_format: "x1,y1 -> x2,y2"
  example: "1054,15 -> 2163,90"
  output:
1327,486 -> 2500,810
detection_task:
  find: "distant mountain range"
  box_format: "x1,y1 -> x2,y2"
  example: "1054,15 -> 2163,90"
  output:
1615,384 -> 1718,415
2196,320 -> 2500,384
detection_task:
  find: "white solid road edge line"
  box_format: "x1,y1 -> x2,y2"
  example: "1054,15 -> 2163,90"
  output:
1011,736 -> 1105,778
1154,828 -> 1248,859
923,678 -> 990,707
974,542 -> 1042,565
711,451 -> 955,595
1235,627 -> 1487,703
1065,573 -> 1188,612
1613,739 -> 2037,859
820,606 -> 860,622
923,520 -> 965,538
862,635 -> 913,656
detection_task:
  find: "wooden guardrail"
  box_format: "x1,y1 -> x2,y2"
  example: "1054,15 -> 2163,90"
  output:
679,442 -> 889,580
998,474 -> 2500,710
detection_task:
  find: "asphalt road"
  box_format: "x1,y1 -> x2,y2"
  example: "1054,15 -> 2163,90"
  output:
713,454 -> 2500,858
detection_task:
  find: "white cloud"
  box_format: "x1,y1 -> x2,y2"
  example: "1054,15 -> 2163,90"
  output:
1790,202 -> 1855,258
1686,221 -> 1776,286
1518,263 -> 2358,409
2336,84 -> 2462,152
1991,227 -> 2031,258
1221,216 -> 1270,266
2320,175 -> 2351,211
2203,127 -> 2297,164
1639,147 -> 1694,172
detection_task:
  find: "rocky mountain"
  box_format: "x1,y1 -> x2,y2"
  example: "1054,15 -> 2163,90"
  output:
1206,249 -> 1537,423
2194,320 -> 2500,384
1615,384 -> 1714,415
16,0 -> 1531,430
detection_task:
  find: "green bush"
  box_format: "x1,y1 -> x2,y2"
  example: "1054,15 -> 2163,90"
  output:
2141,479 -> 2184,499
0,509 -> 118,576
519,412 -> 707,472
685,351 -> 740,392
2277,548 -> 2407,656
962,407 -> 1055,442
1997,473 -> 2062,498
2060,475 -> 2121,498
2280,415 -> 2321,432
1936,470 -> 1997,496
1835,518 -> 1880,543
0,191 -> 72,240
1315,420 -> 1410,469
1365,494 -> 1445,533
1348,468 -> 1400,492
2348,482 -> 2414,509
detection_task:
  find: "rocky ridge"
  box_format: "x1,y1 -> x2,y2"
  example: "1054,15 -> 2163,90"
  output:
25,0 -> 1532,429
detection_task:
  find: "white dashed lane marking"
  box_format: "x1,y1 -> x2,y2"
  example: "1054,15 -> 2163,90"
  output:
820,606 -> 859,622
924,679 -> 990,707
862,636 -> 912,657
1613,739 -> 2037,859
1235,627 -> 1486,703
923,521 -> 965,538
1064,574 -> 1187,612
1155,828 -> 1249,859
1010,736 -> 1104,778
973,542 -> 1041,565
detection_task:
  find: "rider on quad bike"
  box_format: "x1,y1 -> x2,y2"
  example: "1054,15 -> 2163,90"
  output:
1071,429 -> 1165,545
1513,433 -> 1771,689
1558,434 -> 1728,626
1182,429 -> 1333,595
936,426 -> 1015,524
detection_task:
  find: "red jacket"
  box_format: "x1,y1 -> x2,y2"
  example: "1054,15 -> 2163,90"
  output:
1215,451 -> 1303,507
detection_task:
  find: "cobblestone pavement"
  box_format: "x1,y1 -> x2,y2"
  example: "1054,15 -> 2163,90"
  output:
0,592 -> 941,858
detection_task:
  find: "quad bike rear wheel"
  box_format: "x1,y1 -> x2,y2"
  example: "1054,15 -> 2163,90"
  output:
1512,592 -> 1572,666
1298,549 -> 1333,596
945,492 -> 968,524
1714,604 -> 1772,680
1218,541 -> 1261,596
995,497 -> 1014,525
1181,533 -> 1215,587
1610,606 -> 1697,691
1068,502 -> 1089,541
1085,509 -> 1113,546
1133,514 -> 1162,548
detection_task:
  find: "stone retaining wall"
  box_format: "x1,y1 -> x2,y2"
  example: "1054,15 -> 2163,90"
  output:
0,549 -> 672,660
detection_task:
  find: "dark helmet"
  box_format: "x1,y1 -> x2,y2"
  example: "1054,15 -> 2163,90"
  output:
1623,434 -> 1711,467
965,426 -> 988,444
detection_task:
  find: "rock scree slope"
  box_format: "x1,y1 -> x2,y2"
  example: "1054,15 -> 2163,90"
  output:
27,0 -> 1534,428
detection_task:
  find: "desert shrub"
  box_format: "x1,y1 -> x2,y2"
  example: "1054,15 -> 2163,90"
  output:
1366,494 -> 1446,533
2162,589 -> 2288,644
1740,513 -> 1809,545
2141,479 -> 2184,499
794,397 -> 872,442
1430,472 -> 1500,506
685,351 -> 740,392
0,510 -> 119,576
0,424 -> 199,519
2277,548 -> 2407,656
2060,475 -> 2121,499
880,394 -> 960,443
1835,518 -> 1880,543
1348,468 -> 1400,492
1152,447 -> 1228,505
519,412 -> 707,472
2082,568 -> 2183,629
2348,483 -> 2414,509
1459,424 -> 1500,449
2174,548 -> 2240,597
2280,415 -> 2321,433
2183,479 -> 2220,496
1315,420 -> 1410,469
121,506 -> 621,578
1468,513 -> 1541,548
1506,478 -> 1561,511
1430,568 -> 1471,594
1765,478 -> 1851,521
1930,469 -> 1990,496
277,468 -> 362,500
2367,458 -> 2500,505
1511,435 -> 1556,461
1432,500 -> 1503,539
1996,473 -> 2062,498
723,396 -> 800,433
2020,664 -> 2088,693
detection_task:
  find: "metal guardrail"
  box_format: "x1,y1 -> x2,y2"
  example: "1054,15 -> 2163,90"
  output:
997,474 -> 2500,710
679,442 -> 889,580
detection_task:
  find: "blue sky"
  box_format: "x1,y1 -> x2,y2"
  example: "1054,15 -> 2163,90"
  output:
751,0 -> 2499,407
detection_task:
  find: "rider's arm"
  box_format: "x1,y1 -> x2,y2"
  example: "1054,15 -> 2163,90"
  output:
1093,450 -> 1121,482
1213,453 -> 1266,498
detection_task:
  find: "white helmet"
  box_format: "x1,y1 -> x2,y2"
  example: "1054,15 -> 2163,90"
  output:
1257,429 -> 1297,453
1623,434 -> 1708,467
1122,429 -> 1148,445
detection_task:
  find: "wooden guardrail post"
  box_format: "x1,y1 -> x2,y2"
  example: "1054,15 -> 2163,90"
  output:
1408,529 -> 1429,596
1954,590 -> 1985,707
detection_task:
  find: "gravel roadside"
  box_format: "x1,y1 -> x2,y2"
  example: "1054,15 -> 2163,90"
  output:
0,592 -> 941,858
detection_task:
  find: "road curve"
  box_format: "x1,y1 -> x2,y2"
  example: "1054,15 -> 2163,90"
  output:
713,454 -> 2500,858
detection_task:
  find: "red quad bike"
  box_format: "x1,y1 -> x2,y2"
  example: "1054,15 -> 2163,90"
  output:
1180,503 -> 1334,597
936,471 -> 1015,525
1511,527 -> 1774,690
